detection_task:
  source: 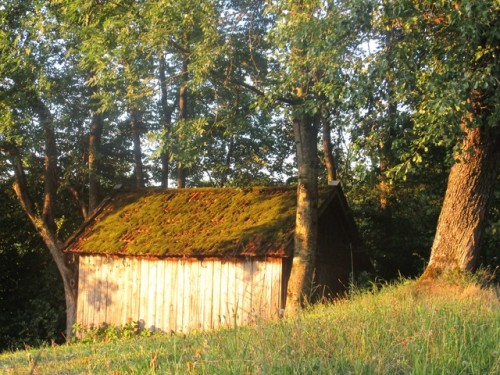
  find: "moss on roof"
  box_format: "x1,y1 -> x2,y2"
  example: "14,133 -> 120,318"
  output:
65,186 -> 337,258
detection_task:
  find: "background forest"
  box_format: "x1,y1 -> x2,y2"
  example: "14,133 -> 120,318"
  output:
0,0 -> 498,350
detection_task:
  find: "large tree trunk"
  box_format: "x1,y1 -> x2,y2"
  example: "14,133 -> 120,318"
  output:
421,125 -> 499,279
36,227 -> 79,339
285,113 -> 319,315
9,139 -> 78,340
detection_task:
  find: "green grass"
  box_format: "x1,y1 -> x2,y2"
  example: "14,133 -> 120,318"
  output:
1,279 -> 499,374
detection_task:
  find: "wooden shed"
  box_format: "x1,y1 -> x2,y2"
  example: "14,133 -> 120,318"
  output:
65,184 -> 370,332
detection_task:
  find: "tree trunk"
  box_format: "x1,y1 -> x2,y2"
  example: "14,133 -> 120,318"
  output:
32,97 -> 59,234
321,114 -> 337,183
176,165 -> 186,188
159,52 -> 173,188
285,113 -> 319,315
176,58 -> 189,188
220,136 -> 234,187
130,109 -> 144,189
9,143 -> 79,340
421,125 -> 499,279
37,227 -> 79,340
88,111 -> 103,213
379,27 -> 397,212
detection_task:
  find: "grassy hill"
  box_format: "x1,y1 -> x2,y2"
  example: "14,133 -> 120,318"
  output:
1,277 -> 499,374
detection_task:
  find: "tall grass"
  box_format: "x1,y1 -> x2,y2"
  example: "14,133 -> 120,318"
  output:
1,278 -> 498,374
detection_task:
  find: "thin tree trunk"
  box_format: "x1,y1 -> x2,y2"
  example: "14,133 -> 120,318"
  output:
379,27 -> 397,212
285,113 -> 319,315
176,166 -> 186,188
159,52 -> 173,188
421,124 -> 499,279
221,89 -> 239,187
88,111 -> 103,213
68,185 -> 88,221
220,136 -> 234,187
177,58 -> 189,188
321,114 -> 337,183
130,109 -> 144,189
32,98 -> 58,233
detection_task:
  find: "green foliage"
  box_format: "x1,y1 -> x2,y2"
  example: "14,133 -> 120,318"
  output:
1,279 -> 498,373
0,184 -> 65,352
72,319 -> 149,344
346,146 -> 449,279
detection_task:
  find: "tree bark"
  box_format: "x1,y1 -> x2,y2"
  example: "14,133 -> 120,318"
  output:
32,97 -> 59,233
285,112 -> 319,314
379,27 -> 397,212
159,52 -> 173,188
88,111 -> 103,213
176,58 -> 189,188
130,109 -> 144,189
176,165 -> 186,188
421,124 -> 499,279
9,142 -> 79,340
31,99 -> 79,339
321,114 -> 337,183
34,226 -> 79,340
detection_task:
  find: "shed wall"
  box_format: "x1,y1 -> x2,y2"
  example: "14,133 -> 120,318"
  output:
76,255 -> 284,332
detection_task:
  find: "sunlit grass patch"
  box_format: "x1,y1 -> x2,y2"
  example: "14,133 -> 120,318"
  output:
1,278 -> 498,374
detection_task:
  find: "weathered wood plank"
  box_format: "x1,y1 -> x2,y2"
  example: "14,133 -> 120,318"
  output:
163,260 -> 172,332
155,260 -> 165,331
131,257 -> 141,323
121,258 -> 130,324
265,259 -> 274,319
181,260 -> 191,332
139,259 -> 149,329
221,261 -> 231,326
176,259 -> 185,332
188,260 -> 201,331
242,259 -> 253,324
252,260 -> 266,319
169,260 -> 178,332
270,259 -> 282,318
86,256 -> 96,326
212,260 -> 221,329
146,260 -> 157,331
235,260 -> 245,326
106,257 -> 116,325
76,256 -> 86,326
96,256 -> 106,325
201,259 -> 213,330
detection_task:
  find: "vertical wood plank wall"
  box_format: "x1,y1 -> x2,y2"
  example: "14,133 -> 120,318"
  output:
76,255 -> 284,332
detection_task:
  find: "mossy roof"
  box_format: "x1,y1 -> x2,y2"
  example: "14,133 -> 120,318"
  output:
65,186 -> 341,258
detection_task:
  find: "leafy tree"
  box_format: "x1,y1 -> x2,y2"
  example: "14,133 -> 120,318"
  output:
0,183 -> 65,351
249,0 -> 373,312
374,0 -> 499,278
0,0 -> 81,338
